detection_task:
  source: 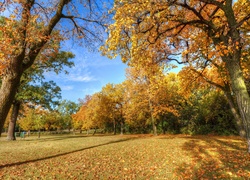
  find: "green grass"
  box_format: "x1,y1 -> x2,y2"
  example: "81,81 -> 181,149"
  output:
0,134 -> 249,179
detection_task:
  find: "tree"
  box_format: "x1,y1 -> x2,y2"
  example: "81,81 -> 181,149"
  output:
102,0 -> 250,152
43,110 -> 60,131
5,51 -> 75,140
100,83 -> 125,135
0,0 -> 108,133
73,85 -> 125,135
177,72 -> 237,135
18,104 -> 47,138
56,100 -> 79,131
18,104 -> 36,133
123,66 -> 180,135
73,93 -> 106,135
178,65 -> 246,137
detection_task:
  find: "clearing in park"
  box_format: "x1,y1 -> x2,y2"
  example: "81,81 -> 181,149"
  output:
0,134 -> 249,179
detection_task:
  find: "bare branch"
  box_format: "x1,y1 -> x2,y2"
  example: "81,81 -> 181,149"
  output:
23,0 -> 68,70
34,2 -> 50,21
61,14 -> 103,41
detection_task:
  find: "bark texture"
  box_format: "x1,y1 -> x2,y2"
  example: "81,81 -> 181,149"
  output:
224,90 -> 246,138
0,74 -> 22,134
225,58 -> 250,153
6,101 -> 21,140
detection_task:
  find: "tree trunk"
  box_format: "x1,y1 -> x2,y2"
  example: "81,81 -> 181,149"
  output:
38,129 -> 41,138
248,139 -> 250,153
225,58 -> 250,153
92,127 -> 96,136
148,98 -> 157,136
6,101 -> 21,141
120,121 -> 124,135
152,122 -> 157,136
0,75 -> 22,134
113,119 -> 117,135
224,89 -> 246,138
162,119 -> 166,134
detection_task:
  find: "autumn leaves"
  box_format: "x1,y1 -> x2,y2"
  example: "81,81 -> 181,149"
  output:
101,0 -> 250,151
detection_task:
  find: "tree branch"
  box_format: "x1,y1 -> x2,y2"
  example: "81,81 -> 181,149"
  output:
190,68 -> 225,90
23,0 -> 68,70
199,0 -> 225,9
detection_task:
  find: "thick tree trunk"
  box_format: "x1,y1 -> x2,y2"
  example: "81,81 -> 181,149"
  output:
225,58 -> 250,153
0,75 -> 22,134
6,101 -> 21,141
224,90 -> 246,138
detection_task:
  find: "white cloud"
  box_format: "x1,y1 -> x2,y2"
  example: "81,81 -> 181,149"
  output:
61,85 -> 74,91
80,88 -> 100,96
64,59 -> 96,82
66,74 -> 95,82
44,55 -> 97,82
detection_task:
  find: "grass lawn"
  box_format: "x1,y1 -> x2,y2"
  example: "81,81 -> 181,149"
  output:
0,134 -> 249,179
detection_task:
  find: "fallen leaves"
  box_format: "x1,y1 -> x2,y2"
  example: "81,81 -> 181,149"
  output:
0,134 -> 249,179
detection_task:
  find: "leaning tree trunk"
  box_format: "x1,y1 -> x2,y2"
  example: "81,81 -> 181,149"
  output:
0,74 -> 22,135
6,101 -> 21,141
224,88 -> 246,138
225,57 -> 250,153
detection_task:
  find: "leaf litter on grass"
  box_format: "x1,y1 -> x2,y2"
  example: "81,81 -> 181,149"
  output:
0,134 -> 249,179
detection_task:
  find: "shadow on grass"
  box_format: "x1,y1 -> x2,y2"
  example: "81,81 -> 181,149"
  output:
22,134 -> 89,142
0,136 -> 137,169
16,133 -> 119,142
175,136 -> 250,179
0,134 -> 88,142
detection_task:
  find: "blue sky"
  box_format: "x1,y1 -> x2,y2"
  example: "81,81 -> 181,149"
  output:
0,1 -> 182,103
44,46 -> 128,103
44,44 -> 183,103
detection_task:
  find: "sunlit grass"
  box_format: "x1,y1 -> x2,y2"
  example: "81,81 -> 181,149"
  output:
0,134 -> 249,179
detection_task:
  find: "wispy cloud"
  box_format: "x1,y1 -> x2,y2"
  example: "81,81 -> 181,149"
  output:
61,85 -> 74,91
44,55 -> 97,82
69,46 -> 124,68
64,58 -> 96,82
81,88 -> 100,95
66,74 -> 95,82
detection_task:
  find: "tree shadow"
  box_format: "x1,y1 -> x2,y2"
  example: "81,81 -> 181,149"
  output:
174,136 -> 250,179
0,136 -> 137,169
21,134 -> 87,142
19,133 -> 119,142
